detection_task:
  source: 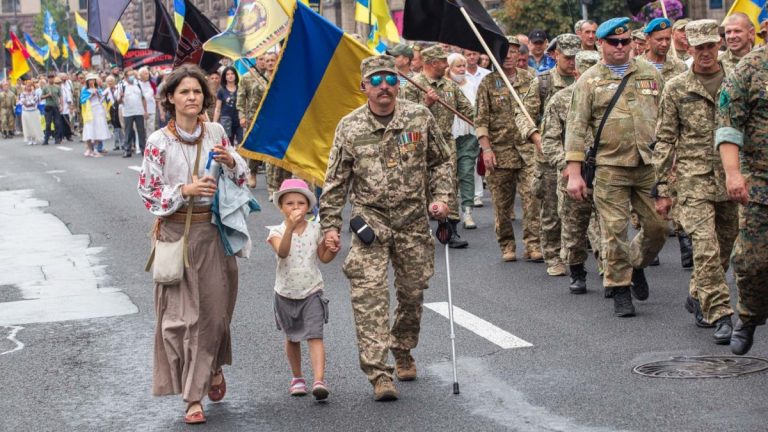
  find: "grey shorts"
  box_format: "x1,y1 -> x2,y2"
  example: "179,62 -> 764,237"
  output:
274,290 -> 328,342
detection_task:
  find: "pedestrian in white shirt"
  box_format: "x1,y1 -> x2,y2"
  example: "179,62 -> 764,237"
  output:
117,69 -> 147,157
139,67 -> 157,135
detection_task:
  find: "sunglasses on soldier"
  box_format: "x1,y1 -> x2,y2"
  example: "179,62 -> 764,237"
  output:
368,74 -> 399,87
603,37 -> 631,47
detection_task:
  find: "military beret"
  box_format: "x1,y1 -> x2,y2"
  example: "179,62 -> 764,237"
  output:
597,17 -> 631,39
387,43 -> 413,59
360,55 -> 397,78
685,19 -> 721,47
506,35 -> 521,46
672,18 -> 691,30
421,45 -> 448,62
631,29 -> 647,41
576,51 -> 601,74
644,17 -> 672,34
557,33 -> 582,56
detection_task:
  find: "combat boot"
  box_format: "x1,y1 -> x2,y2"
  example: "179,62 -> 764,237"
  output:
713,315 -> 733,345
547,261 -> 567,276
448,220 -> 468,249
678,232 -> 693,268
731,320 -> 757,355
502,245 -> 517,262
393,350 -> 417,381
462,206 -> 477,229
685,295 -> 714,328
630,268 -> 649,301
613,286 -> 636,317
373,376 -> 399,401
568,264 -> 587,294
524,250 -> 544,262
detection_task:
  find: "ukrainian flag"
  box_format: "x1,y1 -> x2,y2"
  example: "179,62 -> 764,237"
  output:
238,2 -> 374,185
174,0 -> 186,33
355,0 -> 400,43
24,33 -> 49,65
725,0 -> 768,43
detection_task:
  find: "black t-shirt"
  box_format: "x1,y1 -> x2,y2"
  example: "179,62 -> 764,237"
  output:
217,86 -> 238,120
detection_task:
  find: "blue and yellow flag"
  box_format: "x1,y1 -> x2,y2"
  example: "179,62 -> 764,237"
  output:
355,0 -> 400,43
203,0 -> 291,60
239,2 -> 374,185
43,10 -> 61,59
174,0 -> 186,33
725,0 -> 768,43
24,33 -> 49,65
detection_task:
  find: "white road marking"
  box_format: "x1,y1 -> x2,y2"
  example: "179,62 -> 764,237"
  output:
52,176 -> 61,183
45,170 -> 66,174
56,146 -> 73,151
425,302 -> 533,349
0,326 -> 24,356
128,166 -> 142,172
0,189 -> 138,326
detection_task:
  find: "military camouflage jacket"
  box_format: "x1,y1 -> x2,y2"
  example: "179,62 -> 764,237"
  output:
715,46 -> 768,205
718,49 -> 743,75
653,64 -> 729,201
319,100 -> 454,238
565,59 -> 664,167
0,91 -> 16,111
530,70 -> 575,163
236,71 -> 267,125
541,84 -> 594,171
641,54 -> 688,83
400,73 -> 474,142
675,48 -> 690,62
475,69 -> 539,168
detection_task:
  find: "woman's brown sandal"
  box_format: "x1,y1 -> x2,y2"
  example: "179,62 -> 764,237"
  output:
208,369 -> 226,402
184,402 -> 206,425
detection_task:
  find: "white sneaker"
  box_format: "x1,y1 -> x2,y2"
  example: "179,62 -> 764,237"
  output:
473,196 -> 483,207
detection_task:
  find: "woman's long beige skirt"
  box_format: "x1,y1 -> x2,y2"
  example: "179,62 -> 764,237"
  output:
152,219 -> 238,402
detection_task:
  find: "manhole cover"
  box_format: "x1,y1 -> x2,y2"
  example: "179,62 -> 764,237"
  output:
633,356 -> 768,379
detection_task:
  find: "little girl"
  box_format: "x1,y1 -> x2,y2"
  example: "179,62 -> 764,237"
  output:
267,179 -> 337,401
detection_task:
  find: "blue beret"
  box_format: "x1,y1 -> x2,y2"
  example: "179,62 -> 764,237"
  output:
596,17 -> 631,39
644,17 -> 672,34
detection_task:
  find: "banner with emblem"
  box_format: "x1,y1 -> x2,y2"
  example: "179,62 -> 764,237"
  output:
203,0 -> 292,60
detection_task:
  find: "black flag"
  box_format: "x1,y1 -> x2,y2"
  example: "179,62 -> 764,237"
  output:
402,0 -> 509,64
173,0 -> 223,72
149,0 -> 179,56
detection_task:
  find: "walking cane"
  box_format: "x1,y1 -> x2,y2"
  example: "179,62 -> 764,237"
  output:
435,214 -> 460,395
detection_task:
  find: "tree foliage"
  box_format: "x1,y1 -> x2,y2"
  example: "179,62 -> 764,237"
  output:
33,0 -> 69,42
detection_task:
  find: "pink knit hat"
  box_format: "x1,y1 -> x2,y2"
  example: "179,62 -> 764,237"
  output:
272,178 -> 316,209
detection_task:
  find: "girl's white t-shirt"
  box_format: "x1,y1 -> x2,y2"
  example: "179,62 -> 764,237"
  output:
266,220 -> 324,299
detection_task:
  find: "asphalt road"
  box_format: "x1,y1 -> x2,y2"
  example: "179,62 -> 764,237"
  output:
1,136 -> 766,432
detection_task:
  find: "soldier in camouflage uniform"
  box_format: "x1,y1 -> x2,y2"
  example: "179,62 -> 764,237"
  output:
542,50 -> 602,294
654,20 -> 738,344
716,42 -> 768,355
320,55 -> 453,400
565,17 -> 667,317
642,18 -> 688,82
400,45 -> 474,249
236,67 -> 268,188
530,34 -> 581,276
631,30 -> 647,59
0,82 -> 16,138
671,19 -> 691,62
476,37 -> 543,262
718,13 -> 756,74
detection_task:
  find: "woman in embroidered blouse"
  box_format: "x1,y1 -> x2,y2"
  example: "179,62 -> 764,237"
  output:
137,64 -> 249,425
81,74 -> 112,157
19,81 -> 43,146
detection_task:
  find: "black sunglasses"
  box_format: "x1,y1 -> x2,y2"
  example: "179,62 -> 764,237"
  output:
603,37 -> 631,47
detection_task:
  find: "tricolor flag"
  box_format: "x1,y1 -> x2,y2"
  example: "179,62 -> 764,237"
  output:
68,35 -> 83,68
239,2 -> 375,185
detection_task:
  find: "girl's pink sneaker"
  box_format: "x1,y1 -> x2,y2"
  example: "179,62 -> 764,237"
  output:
289,377 -> 307,396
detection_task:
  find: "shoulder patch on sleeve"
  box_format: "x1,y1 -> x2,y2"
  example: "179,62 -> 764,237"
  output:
719,89 -> 730,109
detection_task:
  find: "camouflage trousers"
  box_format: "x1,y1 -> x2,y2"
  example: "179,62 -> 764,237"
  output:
342,228 -> 434,383
557,176 -> 602,266
486,164 -> 541,255
678,197 -> 738,323
0,109 -> 13,133
266,163 -> 292,197
534,161 -> 562,265
731,202 -> 768,327
593,165 -> 666,288
446,137 -> 460,221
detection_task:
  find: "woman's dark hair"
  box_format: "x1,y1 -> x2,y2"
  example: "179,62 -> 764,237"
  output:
221,66 -> 239,87
160,64 -> 215,118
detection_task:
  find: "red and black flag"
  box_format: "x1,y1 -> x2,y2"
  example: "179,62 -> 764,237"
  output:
150,0 -> 179,57
173,0 -> 223,72
402,0 -> 508,64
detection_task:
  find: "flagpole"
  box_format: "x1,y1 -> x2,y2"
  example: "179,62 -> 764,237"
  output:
454,0 -> 535,127
399,72 -> 474,126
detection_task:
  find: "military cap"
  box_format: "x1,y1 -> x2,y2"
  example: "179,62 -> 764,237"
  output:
547,37 -> 558,53
685,19 -> 721,47
631,29 -> 647,41
597,17 -> 630,39
507,35 -> 521,46
575,51 -> 601,74
421,45 -> 448,62
360,55 -> 397,78
672,18 -> 691,31
557,33 -> 582,56
387,43 -> 413,59
529,29 -> 548,43
644,17 -> 672,34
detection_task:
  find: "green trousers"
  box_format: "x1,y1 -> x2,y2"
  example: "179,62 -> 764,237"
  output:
455,134 -> 479,209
